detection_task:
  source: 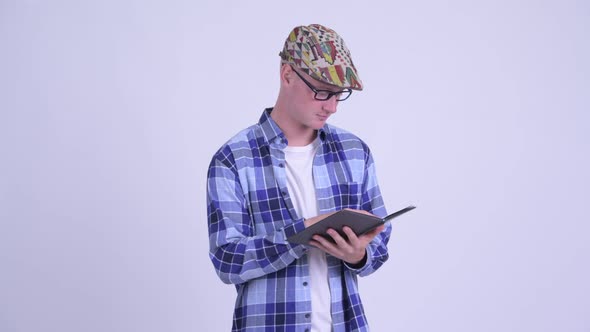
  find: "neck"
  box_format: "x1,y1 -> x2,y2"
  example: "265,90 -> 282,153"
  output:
270,105 -> 317,147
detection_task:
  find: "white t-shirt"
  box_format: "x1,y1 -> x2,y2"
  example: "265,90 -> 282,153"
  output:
284,138 -> 332,331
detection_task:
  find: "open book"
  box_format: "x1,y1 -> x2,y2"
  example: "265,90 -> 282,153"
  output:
287,206 -> 416,245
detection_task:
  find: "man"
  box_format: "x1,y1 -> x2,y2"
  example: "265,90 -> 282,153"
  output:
207,24 -> 391,332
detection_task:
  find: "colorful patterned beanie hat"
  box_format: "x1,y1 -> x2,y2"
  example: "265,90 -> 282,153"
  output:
279,24 -> 363,91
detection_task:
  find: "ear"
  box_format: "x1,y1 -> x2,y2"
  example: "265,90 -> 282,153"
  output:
280,64 -> 293,85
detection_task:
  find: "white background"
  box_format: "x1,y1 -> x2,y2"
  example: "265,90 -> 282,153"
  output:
1,1 -> 589,331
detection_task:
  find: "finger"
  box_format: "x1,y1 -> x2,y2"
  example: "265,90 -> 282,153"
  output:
326,228 -> 349,247
308,239 -> 320,248
311,234 -> 336,250
310,235 -> 342,257
374,224 -> 386,234
342,226 -> 360,246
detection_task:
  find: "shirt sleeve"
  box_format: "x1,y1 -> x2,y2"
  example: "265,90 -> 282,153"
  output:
345,147 -> 392,277
207,155 -> 307,285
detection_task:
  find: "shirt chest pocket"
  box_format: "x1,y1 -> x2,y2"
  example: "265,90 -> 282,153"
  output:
250,195 -> 288,235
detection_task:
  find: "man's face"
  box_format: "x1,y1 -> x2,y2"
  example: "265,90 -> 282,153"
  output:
287,66 -> 345,130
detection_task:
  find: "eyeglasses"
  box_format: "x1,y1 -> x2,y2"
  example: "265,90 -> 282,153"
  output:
291,67 -> 353,101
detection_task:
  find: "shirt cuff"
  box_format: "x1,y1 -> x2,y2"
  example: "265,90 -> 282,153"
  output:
281,218 -> 307,258
344,248 -> 373,273
283,217 -> 307,239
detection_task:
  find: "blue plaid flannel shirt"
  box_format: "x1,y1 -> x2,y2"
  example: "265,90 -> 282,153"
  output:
207,108 -> 391,332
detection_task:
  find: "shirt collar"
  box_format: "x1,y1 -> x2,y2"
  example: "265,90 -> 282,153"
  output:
258,108 -> 329,145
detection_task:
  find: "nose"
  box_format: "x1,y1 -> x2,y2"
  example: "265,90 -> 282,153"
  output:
322,96 -> 339,114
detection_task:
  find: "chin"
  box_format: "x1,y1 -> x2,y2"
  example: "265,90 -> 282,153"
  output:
310,120 -> 326,130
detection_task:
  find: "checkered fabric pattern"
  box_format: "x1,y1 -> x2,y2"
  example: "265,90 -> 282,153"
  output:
207,108 -> 391,331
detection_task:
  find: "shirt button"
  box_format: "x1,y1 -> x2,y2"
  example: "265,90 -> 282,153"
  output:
305,313 -> 310,318
303,281 -> 308,286
279,163 -> 284,168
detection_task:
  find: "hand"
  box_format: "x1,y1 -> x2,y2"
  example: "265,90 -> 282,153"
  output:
309,223 -> 385,266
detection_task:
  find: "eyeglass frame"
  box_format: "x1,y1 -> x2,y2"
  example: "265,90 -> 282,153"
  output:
290,66 -> 353,102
